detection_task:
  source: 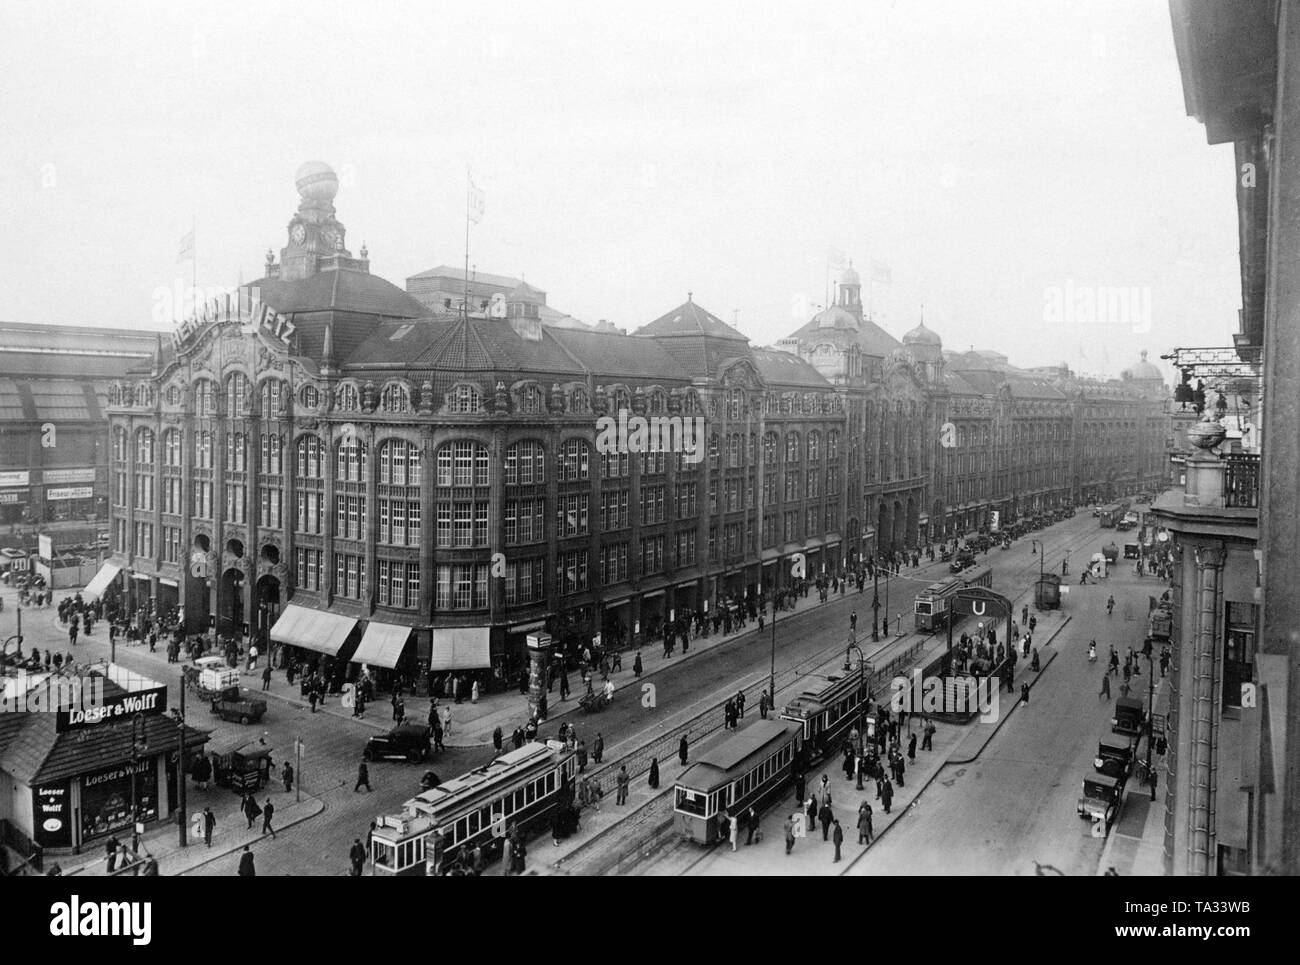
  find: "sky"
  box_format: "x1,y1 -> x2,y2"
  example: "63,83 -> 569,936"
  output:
0,0 -> 1240,381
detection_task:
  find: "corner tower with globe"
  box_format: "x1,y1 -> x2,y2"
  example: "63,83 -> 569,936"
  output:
272,161 -> 370,281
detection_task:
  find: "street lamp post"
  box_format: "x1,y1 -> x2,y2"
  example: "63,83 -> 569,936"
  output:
871,566 -> 880,642
1031,540 -> 1045,606
768,603 -> 776,712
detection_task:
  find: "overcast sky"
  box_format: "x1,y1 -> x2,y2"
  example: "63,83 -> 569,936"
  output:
0,0 -> 1238,380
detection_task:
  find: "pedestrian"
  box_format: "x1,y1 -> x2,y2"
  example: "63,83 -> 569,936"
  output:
442,705 -> 452,737
648,757 -> 660,789
261,664 -> 272,691
633,651 -> 643,677
349,838 -> 366,876
1031,647 -> 1041,672
758,689 -> 769,720
1100,672 -> 1112,699
355,761 -> 372,792
881,778 -> 894,814
237,845 -> 255,877
907,733 -> 917,762
857,801 -> 874,844
819,800 -> 834,841
922,719 -> 935,751
282,761 -> 294,793
736,689 -> 746,719
577,740 -> 588,772
832,819 -> 844,862
308,689 -> 318,713
471,679 -> 480,704
493,726 -> 503,753
1029,614 -> 1037,633
105,835 -> 120,873
850,611 -> 857,634
262,798 -> 276,839
1021,605 -> 1028,626
679,735 -> 689,767
242,793 -> 261,830
1021,682 -> 1030,705
616,765 -> 629,805
784,815 -> 796,855
203,807 -> 216,847
744,805 -> 759,845
895,754 -> 905,787
729,811 -> 739,852
794,770 -> 806,805
593,731 -> 605,764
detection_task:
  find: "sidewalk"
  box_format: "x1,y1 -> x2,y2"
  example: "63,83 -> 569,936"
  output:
1096,667 -> 1172,876
56,785 -> 325,878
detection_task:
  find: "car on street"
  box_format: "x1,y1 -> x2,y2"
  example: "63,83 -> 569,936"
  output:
210,687 -> 268,725
1111,696 -> 1146,738
1093,741 -> 1134,780
364,723 -> 433,763
949,549 -> 977,573
1077,773 -> 1123,829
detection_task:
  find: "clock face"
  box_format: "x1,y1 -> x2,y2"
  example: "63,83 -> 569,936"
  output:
291,223 -> 306,244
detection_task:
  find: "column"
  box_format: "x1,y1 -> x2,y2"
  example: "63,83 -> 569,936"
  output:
1186,543 -> 1226,876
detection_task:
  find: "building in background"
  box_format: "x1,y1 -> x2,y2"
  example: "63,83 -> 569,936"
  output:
0,321 -> 156,532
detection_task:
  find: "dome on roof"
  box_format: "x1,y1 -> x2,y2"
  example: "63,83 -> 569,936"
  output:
840,263 -> 860,287
814,304 -> 859,330
1123,350 -> 1163,382
902,320 -> 942,347
295,161 -> 338,202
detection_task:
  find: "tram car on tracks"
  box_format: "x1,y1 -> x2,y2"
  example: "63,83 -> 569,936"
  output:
959,564 -> 993,591
369,740 -> 577,875
779,668 -> 876,761
914,576 -> 964,631
673,719 -> 803,845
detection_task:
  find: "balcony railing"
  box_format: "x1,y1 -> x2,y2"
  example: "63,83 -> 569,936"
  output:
1224,453 -> 1260,509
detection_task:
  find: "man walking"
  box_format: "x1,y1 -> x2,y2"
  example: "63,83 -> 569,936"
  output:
349,838 -> 366,876
850,611 -> 857,635
237,845 -> 255,877
880,777 -> 894,815
1100,672 -> 1112,699
616,765 -> 630,805
784,815 -> 796,855
355,761 -> 372,793
262,798 -> 276,839
593,732 -> 605,765
759,689 -> 769,720
857,801 -> 874,844
832,818 -> 844,863
203,806 -> 216,847
261,663 -> 272,692
819,799 -> 834,841
922,719 -> 936,752
282,761 -> 294,794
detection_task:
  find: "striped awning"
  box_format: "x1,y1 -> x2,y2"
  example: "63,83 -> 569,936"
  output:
82,562 -> 122,601
429,627 -> 491,671
270,604 -> 357,657
351,621 -> 412,669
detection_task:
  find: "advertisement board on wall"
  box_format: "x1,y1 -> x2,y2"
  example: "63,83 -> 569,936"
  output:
32,781 -> 73,849
46,486 -> 95,501
41,468 -> 97,485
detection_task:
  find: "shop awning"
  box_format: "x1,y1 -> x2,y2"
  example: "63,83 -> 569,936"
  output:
82,562 -> 122,601
507,619 -> 547,634
351,621 -> 412,669
270,604 -> 357,657
429,627 -> 491,671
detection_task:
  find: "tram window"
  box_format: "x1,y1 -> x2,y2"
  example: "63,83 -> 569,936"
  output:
469,812 -> 481,835
526,783 -> 536,805
676,788 -> 707,816
456,817 -> 468,842
374,842 -> 394,868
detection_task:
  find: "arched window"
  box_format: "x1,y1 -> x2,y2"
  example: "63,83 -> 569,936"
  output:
380,383 -> 410,414
113,426 -> 129,463
135,428 -> 155,465
557,439 -> 589,483
506,441 -> 547,486
614,388 -> 631,413
194,379 -> 216,417
226,373 -> 252,417
807,431 -> 821,462
163,429 -> 182,467
136,383 -> 154,406
682,390 -> 701,415
649,390 -> 667,415
194,431 -> 213,470
786,432 -> 801,463
225,432 -> 247,472
165,384 -> 182,406
108,384 -> 121,407
827,430 -> 840,460
379,439 -> 422,487
763,432 -> 778,466
437,441 -> 490,487
300,385 -> 320,409
727,389 -> 743,420
335,437 -> 368,482
297,436 -> 325,479
570,387 -> 590,414
260,379 -> 287,415
446,383 -> 482,414
335,383 -> 360,413
521,384 -> 544,415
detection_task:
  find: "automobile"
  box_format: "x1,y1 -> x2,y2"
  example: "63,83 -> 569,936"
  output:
1077,773 -> 1123,828
1112,696 -> 1146,738
210,687 -> 268,725
364,724 -> 433,763
1116,519 -> 1135,532
1135,493 -> 1152,504
1094,741 -> 1134,780
1092,506 -> 1101,517
949,550 -> 977,573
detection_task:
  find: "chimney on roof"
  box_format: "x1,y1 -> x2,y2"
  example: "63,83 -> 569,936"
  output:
152,332 -> 164,376
321,321 -> 337,375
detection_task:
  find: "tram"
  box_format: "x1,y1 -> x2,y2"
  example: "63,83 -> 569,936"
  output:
369,740 -> 577,875
960,564 -> 993,591
779,667 -> 875,760
674,720 -> 803,845
914,576 -> 964,631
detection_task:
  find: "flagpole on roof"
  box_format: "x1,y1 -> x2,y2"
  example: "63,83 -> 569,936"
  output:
192,214 -> 197,321
464,168 -> 471,321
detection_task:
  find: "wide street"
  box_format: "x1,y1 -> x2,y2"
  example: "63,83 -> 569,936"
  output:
0,511 -> 1129,874
849,529 -> 1161,876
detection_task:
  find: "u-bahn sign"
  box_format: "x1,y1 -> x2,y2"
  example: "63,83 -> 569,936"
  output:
947,587 -> 1014,651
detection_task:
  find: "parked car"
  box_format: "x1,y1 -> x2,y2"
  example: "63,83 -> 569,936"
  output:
1094,741 -> 1134,780
210,687 -> 268,725
949,550 -> 977,573
1077,773 -> 1123,828
1112,696 -> 1146,738
364,724 -> 433,763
